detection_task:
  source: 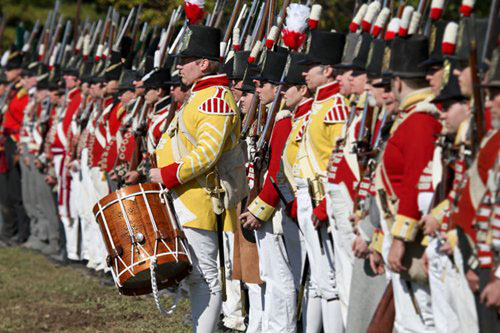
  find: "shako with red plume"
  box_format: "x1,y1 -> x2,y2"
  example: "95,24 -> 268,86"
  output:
281,3 -> 310,51
361,1 -> 381,33
308,4 -> 322,30
399,6 -> 414,37
385,17 -> 400,41
430,0 -> 445,21
184,0 -> 205,25
441,22 -> 459,56
349,3 -> 368,33
460,0 -> 475,17
371,7 -> 391,38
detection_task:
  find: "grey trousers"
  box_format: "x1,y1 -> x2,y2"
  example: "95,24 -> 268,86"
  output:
345,258 -> 387,333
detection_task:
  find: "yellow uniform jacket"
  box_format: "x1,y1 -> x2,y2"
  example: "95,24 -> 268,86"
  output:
156,74 -> 241,232
293,81 -> 349,199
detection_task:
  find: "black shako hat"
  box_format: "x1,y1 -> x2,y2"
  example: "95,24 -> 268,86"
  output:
104,51 -> 126,81
454,17 -> 488,64
143,68 -> 172,90
366,39 -> 386,79
5,46 -> 23,70
239,64 -> 260,93
336,32 -> 373,73
389,35 -> 429,78
433,59 -> 466,103
233,51 -> 251,81
253,50 -> 288,84
176,25 -> 221,61
36,70 -> 51,90
165,69 -> 182,86
223,57 -> 234,79
281,52 -> 307,85
299,30 -> 346,66
118,69 -> 139,91
22,61 -> 45,77
482,46 -> 500,89
420,20 -> 448,68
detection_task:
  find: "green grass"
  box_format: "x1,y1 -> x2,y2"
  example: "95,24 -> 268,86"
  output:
0,246 -> 192,332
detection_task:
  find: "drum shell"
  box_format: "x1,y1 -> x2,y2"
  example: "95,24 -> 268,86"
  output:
93,183 -> 190,296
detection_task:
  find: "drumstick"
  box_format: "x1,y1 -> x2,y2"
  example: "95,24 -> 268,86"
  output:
150,152 -> 158,169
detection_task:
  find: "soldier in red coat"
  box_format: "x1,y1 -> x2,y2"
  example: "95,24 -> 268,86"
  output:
1,58 -> 38,245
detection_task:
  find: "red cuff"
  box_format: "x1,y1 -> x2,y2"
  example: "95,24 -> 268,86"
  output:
286,198 -> 298,221
313,198 -> 328,223
160,162 -> 182,189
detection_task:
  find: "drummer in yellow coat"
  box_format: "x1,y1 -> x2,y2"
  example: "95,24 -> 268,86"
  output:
149,25 -> 246,333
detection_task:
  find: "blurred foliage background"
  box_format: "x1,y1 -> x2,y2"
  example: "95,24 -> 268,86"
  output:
0,0 -> 493,50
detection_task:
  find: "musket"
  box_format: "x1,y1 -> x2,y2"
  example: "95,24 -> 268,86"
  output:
468,14 -> 485,154
214,0 -> 228,29
396,0 -> 406,18
239,0 -> 259,47
165,6 -> 182,46
89,19 -> 103,56
113,7 -> 136,52
105,9 -> 120,65
130,4 -> 143,47
45,15 -> 64,64
22,20 -> 40,54
221,0 -> 243,58
73,0 -> 82,52
56,20 -> 72,65
48,0 -> 60,40
128,97 -> 150,174
208,0 -> 222,27
240,93 -> 260,139
251,0 -> 270,50
0,17 -> 6,43
482,0 -> 500,67
97,7 -> 112,60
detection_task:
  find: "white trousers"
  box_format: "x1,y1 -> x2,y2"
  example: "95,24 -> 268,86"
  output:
246,283 -> 264,333
183,227 -> 222,333
255,207 -> 298,333
426,237 -> 478,333
90,166 -> 111,272
54,154 -> 80,261
222,231 -> 245,331
302,279 -> 344,333
296,179 -> 344,332
391,272 -> 435,333
325,182 -> 355,323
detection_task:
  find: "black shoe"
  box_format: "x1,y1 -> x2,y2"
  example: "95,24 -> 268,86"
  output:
100,272 -> 115,287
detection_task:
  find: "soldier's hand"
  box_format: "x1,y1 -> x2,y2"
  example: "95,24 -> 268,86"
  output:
240,211 -> 262,230
439,236 -> 453,255
125,171 -> 140,185
109,170 -> 118,181
466,269 -> 480,293
369,250 -> 385,275
23,156 -> 30,168
480,278 -> 500,307
349,213 -> 360,226
420,215 -> 439,236
387,238 -> 407,273
33,159 -> 43,170
68,160 -> 80,172
149,168 -> 164,184
311,214 -> 322,229
45,175 -> 57,185
352,234 -> 369,259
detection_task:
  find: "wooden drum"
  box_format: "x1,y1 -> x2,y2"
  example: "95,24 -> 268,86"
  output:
93,183 -> 191,296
